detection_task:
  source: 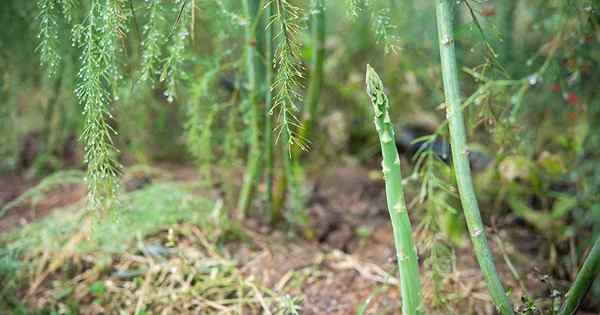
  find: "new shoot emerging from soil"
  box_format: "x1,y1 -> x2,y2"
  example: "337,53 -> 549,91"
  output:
560,237 -> 600,315
365,65 -> 424,315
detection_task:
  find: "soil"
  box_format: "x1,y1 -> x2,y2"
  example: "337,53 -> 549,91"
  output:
0,164 -> 597,314
0,173 -> 86,232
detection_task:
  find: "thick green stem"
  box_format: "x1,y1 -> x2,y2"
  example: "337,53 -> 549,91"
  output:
366,65 -> 424,315
238,0 -> 264,218
435,1 -> 514,314
559,237 -> 600,315
300,0 -> 325,144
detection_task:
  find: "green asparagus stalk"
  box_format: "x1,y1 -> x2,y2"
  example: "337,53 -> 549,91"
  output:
365,65 -> 424,315
237,0 -> 264,218
434,1 -> 514,314
559,237 -> 600,315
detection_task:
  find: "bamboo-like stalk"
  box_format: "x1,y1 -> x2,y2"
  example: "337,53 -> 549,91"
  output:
300,0 -> 325,143
238,0 -> 264,218
434,1 -> 515,314
263,1 -> 275,222
365,65 -> 424,315
559,237 -> 600,315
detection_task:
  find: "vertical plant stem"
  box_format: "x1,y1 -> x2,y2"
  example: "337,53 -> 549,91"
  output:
300,0 -> 325,144
559,237 -> 600,315
435,1 -> 514,314
501,0 -> 517,66
263,1 -> 275,222
238,0 -> 264,218
365,65 -> 424,315
271,162 -> 287,223
41,71 -> 64,166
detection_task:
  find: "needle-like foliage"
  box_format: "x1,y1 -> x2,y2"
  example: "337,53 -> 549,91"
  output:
37,0 -> 62,76
269,0 -> 306,153
160,0 -> 191,103
73,0 -> 128,209
373,8 -> 400,55
139,0 -> 166,85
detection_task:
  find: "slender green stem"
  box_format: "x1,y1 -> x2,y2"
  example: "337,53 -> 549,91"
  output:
300,0 -> 325,144
366,65 -> 424,315
559,237 -> 600,315
435,1 -> 514,314
501,0 -> 517,66
237,0 -> 264,218
41,70 -> 64,167
263,1 -> 275,222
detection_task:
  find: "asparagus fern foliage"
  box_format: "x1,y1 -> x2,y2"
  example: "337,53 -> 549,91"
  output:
269,0 -> 307,153
72,0 -> 127,209
37,0 -> 62,77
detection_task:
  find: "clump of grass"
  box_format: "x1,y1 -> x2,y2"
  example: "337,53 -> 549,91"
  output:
0,179 -> 303,313
0,182 -> 212,306
365,64 -> 424,315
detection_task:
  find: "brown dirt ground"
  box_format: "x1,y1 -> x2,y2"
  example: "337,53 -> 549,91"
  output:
0,164 -> 597,314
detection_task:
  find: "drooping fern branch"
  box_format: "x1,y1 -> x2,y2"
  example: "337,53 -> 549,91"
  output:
346,0 -> 362,19
37,0 -> 62,76
160,0 -> 191,103
59,0 -> 76,22
372,8 -> 400,55
73,0 -> 127,209
269,0 -> 306,153
185,63 -> 221,187
139,0 -> 166,85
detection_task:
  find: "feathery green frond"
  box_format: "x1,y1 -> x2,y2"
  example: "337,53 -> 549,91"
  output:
269,0 -> 307,153
346,0 -> 362,19
37,0 -> 62,76
373,8 -> 400,55
58,0 -> 76,22
139,0 -> 166,85
185,64 -> 221,186
73,0 -> 127,209
161,0 -> 191,103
